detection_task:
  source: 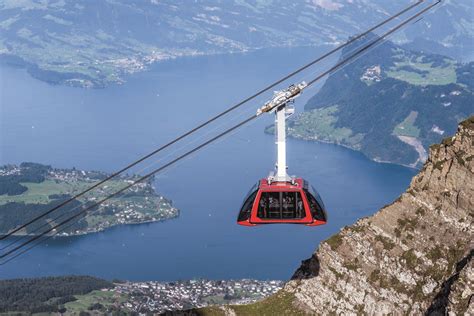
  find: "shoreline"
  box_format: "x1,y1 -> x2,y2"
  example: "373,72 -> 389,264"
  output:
0,163 -> 180,239
0,212 -> 180,239
1,43 -> 335,89
286,133 -> 419,170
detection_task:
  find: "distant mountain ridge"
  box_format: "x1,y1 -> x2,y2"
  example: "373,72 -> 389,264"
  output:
0,0 -> 472,87
287,35 -> 473,167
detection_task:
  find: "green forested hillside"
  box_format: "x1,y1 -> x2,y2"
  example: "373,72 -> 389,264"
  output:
0,275 -> 113,313
288,35 -> 473,167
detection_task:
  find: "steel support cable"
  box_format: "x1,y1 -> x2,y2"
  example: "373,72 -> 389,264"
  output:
0,35 -> 390,254
0,109 -> 265,258
0,0 -> 428,241
0,104 -> 259,253
309,1 -> 440,86
0,0 -> 441,265
1,30 -> 396,255
0,32 -> 396,254
297,34 -> 389,95
0,115 -> 259,264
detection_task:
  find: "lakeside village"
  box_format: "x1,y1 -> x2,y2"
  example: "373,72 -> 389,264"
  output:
114,279 -> 283,313
0,163 -> 179,236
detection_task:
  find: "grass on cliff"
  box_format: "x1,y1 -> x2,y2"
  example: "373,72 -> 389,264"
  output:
196,291 -> 305,316
460,116 -> 474,130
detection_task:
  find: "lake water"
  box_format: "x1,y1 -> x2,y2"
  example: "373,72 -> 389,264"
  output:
0,47 -> 415,281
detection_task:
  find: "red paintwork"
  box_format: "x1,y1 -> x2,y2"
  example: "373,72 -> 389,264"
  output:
237,178 -> 327,226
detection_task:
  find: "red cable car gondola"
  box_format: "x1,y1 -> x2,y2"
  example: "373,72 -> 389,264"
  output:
237,82 -> 328,226
237,178 -> 327,226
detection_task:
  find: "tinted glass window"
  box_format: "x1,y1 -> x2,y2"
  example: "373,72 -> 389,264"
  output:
238,190 -> 257,222
246,182 -> 259,197
257,191 -> 304,219
262,192 -> 280,219
304,189 -> 326,221
310,185 -> 326,210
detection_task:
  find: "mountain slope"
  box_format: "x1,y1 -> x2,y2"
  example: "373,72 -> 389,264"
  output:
398,0 -> 474,61
282,117 -> 474,314
0,0 -> 471,87
288,36 -> 473,167
190,116 -> 474,315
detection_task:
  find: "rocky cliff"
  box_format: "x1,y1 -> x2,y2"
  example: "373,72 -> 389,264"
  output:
190,116 -> 473,315
283,116 -> 474,314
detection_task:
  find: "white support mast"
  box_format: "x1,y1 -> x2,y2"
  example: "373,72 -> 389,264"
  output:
275,104 -> 292,182
256,81 -> 307,184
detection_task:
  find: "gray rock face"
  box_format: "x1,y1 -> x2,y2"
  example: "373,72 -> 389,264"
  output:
445,256 -> 473,315
284,117 -> 474,315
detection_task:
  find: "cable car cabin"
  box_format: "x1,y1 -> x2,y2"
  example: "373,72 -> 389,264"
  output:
237,83 -> 327,226
237,178 -> 327,226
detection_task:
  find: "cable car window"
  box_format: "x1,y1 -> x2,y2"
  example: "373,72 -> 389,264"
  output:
310,185 -> 326,210
304,189 -> 325,221
238,190 -> 257,222
260,192 -> 280,219
258,191 -> 304,219
246,182 -> 259,197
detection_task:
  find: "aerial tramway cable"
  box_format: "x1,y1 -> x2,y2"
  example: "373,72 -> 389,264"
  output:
0,104 -> 259,253
2,29 -> 402,254
1,31 -> 398,254
0,0 -> 429,242
0,30 -> 400,255
0,29 -> 395,254
0,0 -> 441,265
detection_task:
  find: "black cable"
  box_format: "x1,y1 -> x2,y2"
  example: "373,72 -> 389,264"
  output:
0,31 -> 394,255
307,1 -> 440,87
0,0 -> 427,241
0,0 -> 441,265
0,115 -> 259,261
0,26 -> 394,254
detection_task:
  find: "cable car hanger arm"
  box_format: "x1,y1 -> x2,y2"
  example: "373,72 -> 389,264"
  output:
256,82 -> 307,115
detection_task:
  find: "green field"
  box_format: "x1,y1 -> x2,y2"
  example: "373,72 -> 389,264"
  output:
0,179 -> 128,206
64,290 -> 128,314
386,58 -> 457,86
393,111 -> 420,138
287,105 -> 364,147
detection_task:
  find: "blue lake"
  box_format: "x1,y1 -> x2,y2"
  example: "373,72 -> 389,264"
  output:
0,47 -> 415,281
